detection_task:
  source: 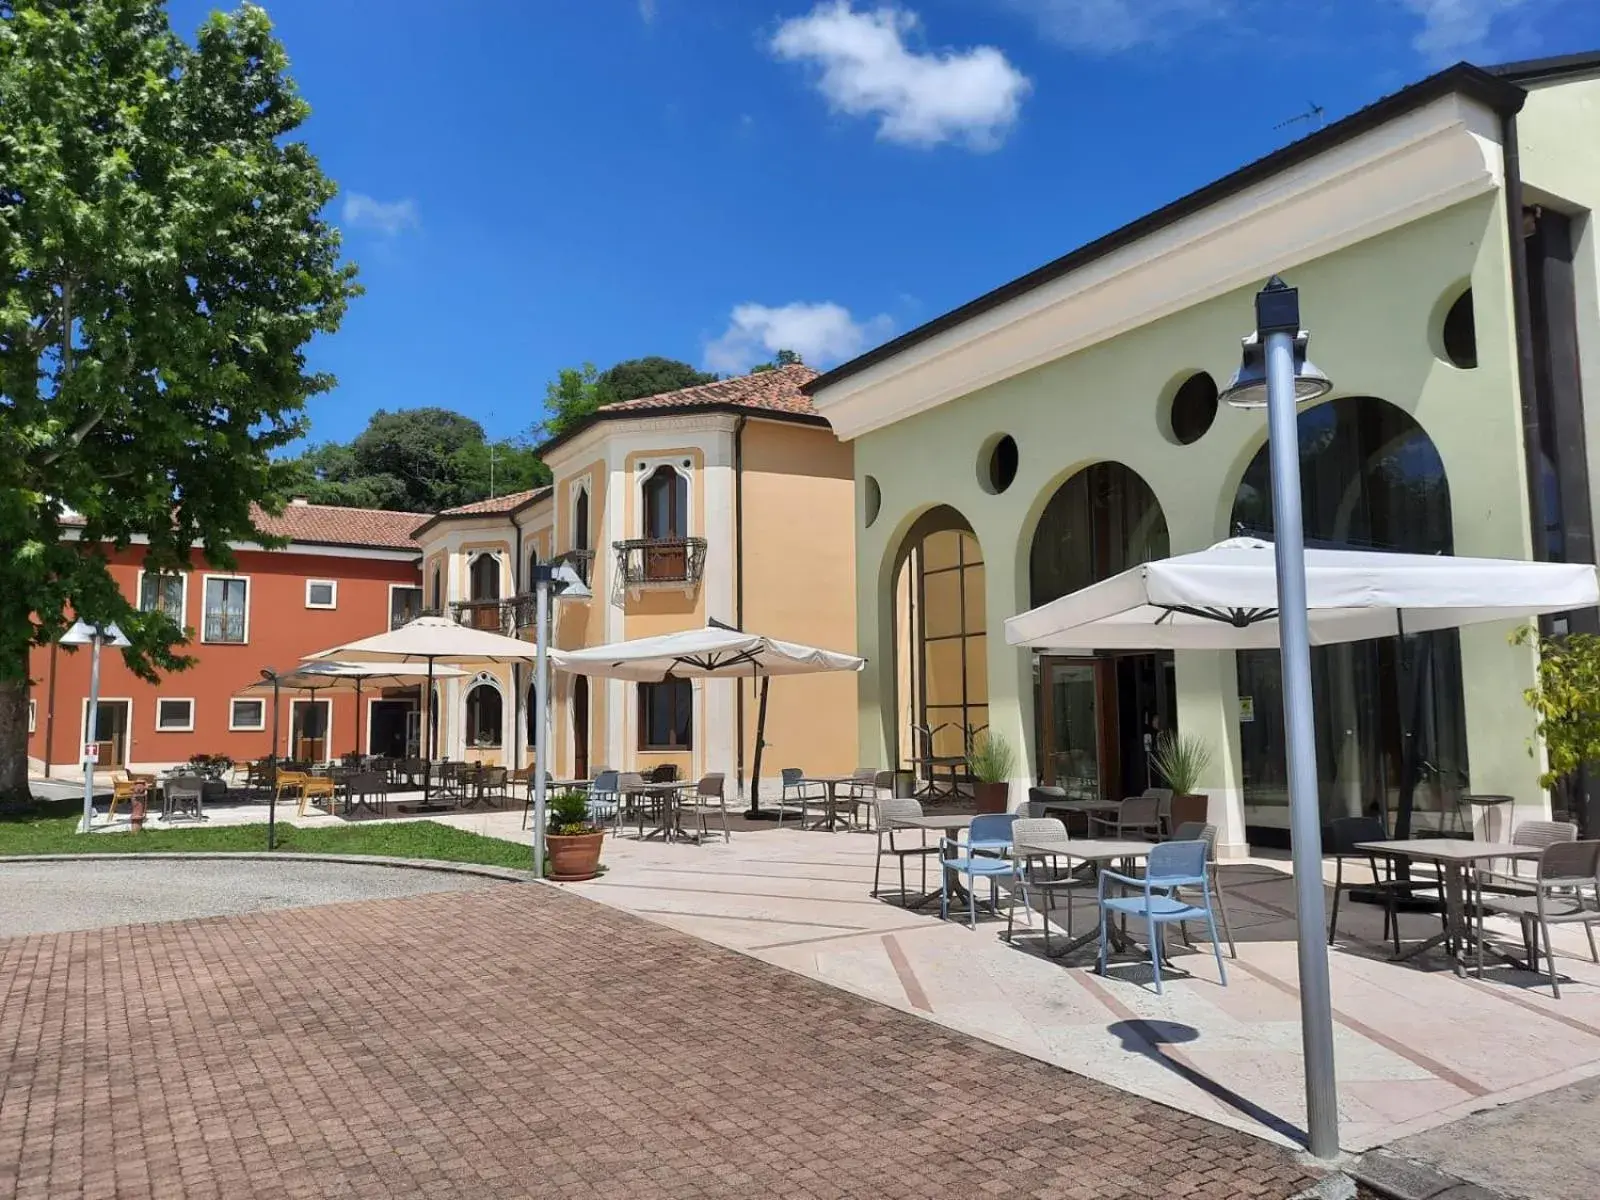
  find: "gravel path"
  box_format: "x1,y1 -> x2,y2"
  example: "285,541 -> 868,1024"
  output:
0,858 -> 502,938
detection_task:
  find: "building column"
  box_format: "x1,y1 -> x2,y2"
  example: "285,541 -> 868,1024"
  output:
1174,649 -> 1249,861
980,523 -> 1033,810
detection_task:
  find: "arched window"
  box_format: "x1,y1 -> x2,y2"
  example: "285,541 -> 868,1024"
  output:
430,565 -> 442,610
1231,396 -> 1466,834
574,488 -> 590,552
465,683 -> 503,748
1029,462 -> 1169,608
527,543 -> 540,585
469,553 -> 500,601
643,466 -> 688,540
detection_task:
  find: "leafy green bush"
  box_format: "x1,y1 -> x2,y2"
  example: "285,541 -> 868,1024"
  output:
547,790 -> 596,836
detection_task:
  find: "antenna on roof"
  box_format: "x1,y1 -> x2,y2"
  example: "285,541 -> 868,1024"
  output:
1274,101 -> 1325,133
487,409 -> 497,499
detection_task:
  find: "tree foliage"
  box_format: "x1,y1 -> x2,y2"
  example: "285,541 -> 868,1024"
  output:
0,0 -> 358,796
1513,626 -> 1600,788
282,408 -> 548,513
750,348 -> 803,374
537,356 -> 717,441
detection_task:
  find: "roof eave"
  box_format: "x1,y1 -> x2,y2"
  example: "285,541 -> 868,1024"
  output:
803,61 -> 1526,398
534,403 -> 829,459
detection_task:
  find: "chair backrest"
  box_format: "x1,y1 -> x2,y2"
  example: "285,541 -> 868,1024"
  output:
1148,839 -> 1208,883
852,767 -> 876,788
1010,817 -> 1068,849
1147,786 -> 1175,815
616,771 -> 646,791
1539,839 -> 1600,885
350,772 -> 386,796
1328,815 -> 1388,855
591,770 -> 619,794
1121,795 -> 1161,823
1170,822 -> 1219,859
166,775 -> 205,801
781,767 -> 804,786
483,767 -> 507,786
695,773 -> 725,798
875,797 -> 923,828
1513,820 -> 1578,849
969,812 -> 1018,846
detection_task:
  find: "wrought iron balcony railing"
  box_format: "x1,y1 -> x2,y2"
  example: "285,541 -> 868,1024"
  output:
613,537 -> 707,589
449,599 -> 518,636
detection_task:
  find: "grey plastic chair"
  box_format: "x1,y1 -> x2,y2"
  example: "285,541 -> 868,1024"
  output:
777,767 -> 820,827
1477,820 -> 1578,894
681,773 -> 731,843
1091,792 -> 1163,840
1006,817 -> 1096,951
1480,839 -> 1600,996
1170,821 -> 1237,959
160,774 -> 206,822
872,798 -> 940,904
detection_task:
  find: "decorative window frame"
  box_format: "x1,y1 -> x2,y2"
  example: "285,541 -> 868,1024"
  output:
568,475 -> 594,552
463,672 -> 506,749
305,579 -> 339,609
388,582 -> 425,628
229,697 -> 267,732
632,456 -> 696,540
155,697 -> 196,733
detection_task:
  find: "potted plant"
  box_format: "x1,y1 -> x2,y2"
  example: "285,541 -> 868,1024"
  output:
544,789 -> 605,881
967,732 -> 1016,813
1152,732 -> 1213,829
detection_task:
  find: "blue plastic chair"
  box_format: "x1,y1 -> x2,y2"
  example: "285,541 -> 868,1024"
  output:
1097,840 -> 1227,995
940,814 -> 1020,928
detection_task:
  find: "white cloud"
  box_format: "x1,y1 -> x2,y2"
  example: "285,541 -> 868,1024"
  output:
1001,0 -> 1227,53
703,302 -> 893,374
340,193 -> 420,237
1401,0 -> 1529,63
771,3 -> 1031,150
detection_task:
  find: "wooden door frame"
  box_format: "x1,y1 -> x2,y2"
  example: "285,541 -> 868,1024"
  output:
1036,656 -> 1119,798
81,698 -> 132,769
287,697 -> 333,763
572,675 -> 589,779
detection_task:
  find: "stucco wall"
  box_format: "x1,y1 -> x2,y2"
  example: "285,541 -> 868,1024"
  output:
848,195 -> 1544,854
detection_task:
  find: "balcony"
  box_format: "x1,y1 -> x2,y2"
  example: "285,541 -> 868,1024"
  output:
614,537 -> 707,590
552,548 -> 595,588
449,599 -> 519,636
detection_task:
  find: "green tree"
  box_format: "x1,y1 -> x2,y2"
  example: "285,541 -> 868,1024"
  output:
538,362 -> 606,441
596,356 -> 716,404
0,0 -> 358,800
750,348 -> 802,373
1513,625 -> 1600,835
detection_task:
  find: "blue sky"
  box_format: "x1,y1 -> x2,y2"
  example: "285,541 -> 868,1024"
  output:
169,1 -> 1600,447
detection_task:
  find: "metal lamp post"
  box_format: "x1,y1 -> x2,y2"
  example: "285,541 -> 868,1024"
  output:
1219,276 -> 1340,1159
529,561 -> 591,877
60,620 -> 132,834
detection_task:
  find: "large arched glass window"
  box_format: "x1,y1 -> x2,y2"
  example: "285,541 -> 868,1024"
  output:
643,466 -> 688,540
465,683 -> 503,748
1029,462 -> 1169,608
1231,396 -> 1467,834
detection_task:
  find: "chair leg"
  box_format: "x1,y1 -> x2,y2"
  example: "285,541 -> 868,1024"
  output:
898,855 -> 908,907
968,875 -> 978,929
1327,858 -> 1343,945
1587,921 -> 1599,964
939,862 -> 949,922
1211,867 -> 1237,959
1204,890 -> 1228,987
1542,919 -> 1562,1000
1150,923 -> 1164,996
873,844 -> 883,897
1097,905 -> 1109,976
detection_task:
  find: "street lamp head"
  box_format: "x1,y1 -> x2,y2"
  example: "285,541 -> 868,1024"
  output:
551,562 -> 591,600
60,619 -> 132,648
1220,330 -> 1333,409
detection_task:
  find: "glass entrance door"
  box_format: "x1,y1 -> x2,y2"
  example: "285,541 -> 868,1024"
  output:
1037,658 -> 1111,799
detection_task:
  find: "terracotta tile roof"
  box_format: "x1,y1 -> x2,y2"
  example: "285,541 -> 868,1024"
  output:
601,363 -> 821,417
252,502 -> 428,550
435,486 -> 551,518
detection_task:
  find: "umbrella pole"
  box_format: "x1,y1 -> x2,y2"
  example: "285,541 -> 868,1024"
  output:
267,676 -> 280,851
745,675 -> 772,819
355,678 -> 364,760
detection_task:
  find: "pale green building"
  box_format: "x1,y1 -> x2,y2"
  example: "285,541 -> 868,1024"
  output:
807,55 -> 1600,858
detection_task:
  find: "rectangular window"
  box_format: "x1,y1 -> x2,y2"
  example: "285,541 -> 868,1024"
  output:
306,579 -> 337,609
28,699 -> 36,734
390,585 -> 424,629
638,679 -> 692,750
203,576 -> 249,643
229,698 -> 266,731
156,698 -> 195,732
138,572 -> 186,624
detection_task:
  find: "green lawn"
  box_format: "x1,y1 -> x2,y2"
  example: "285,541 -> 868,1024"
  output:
0,798 -> 534,871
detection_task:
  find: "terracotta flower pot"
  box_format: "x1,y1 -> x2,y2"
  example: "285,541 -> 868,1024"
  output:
1170,792 -> 1209,830
973,781 -> 1009,814
546,830 -> 604,882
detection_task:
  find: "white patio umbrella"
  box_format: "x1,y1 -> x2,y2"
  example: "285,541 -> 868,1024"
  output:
1004,537 -> 1598,837
307,616 -> 546,807
1005,538 -> 1597,651
550,620 -> 865,815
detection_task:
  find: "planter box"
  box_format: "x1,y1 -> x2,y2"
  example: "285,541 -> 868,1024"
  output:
1170,793 -> 1209,831
973,781 -> 1009,814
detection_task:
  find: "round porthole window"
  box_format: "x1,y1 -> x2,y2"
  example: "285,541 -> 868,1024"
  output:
1166,372 -> 1219,445
979,434 -> 1019,495
863,475 -> 882,528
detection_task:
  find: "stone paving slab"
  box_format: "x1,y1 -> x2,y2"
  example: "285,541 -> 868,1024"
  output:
0,882 -> 1323,1199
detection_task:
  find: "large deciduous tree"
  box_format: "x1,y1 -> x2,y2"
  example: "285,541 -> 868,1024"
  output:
537,356 -> 718,441
0,0 -> 359,800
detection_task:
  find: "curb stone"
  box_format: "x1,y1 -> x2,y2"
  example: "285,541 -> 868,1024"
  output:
1351,1151 -> 1517,1200
0,851 -> 533,883
1290,1172 -> 1357,1199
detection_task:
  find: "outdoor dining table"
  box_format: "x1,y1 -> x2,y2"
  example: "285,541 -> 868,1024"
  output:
908,756 -> 967,800
629,780 -> 693,843
1011,838 -> 1156,959
801,775 -> 863,831
889,812 -> 980,909
1355,839 -> 1543,977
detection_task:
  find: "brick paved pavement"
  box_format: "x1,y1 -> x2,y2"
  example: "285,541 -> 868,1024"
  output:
0,883 -> 1323,1199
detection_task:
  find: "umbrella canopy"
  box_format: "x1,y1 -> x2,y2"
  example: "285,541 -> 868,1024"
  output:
1005,538 -> 1599,651
307,615 -> 544,664
550,624 -> 865,681
247,661 -> 468,691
